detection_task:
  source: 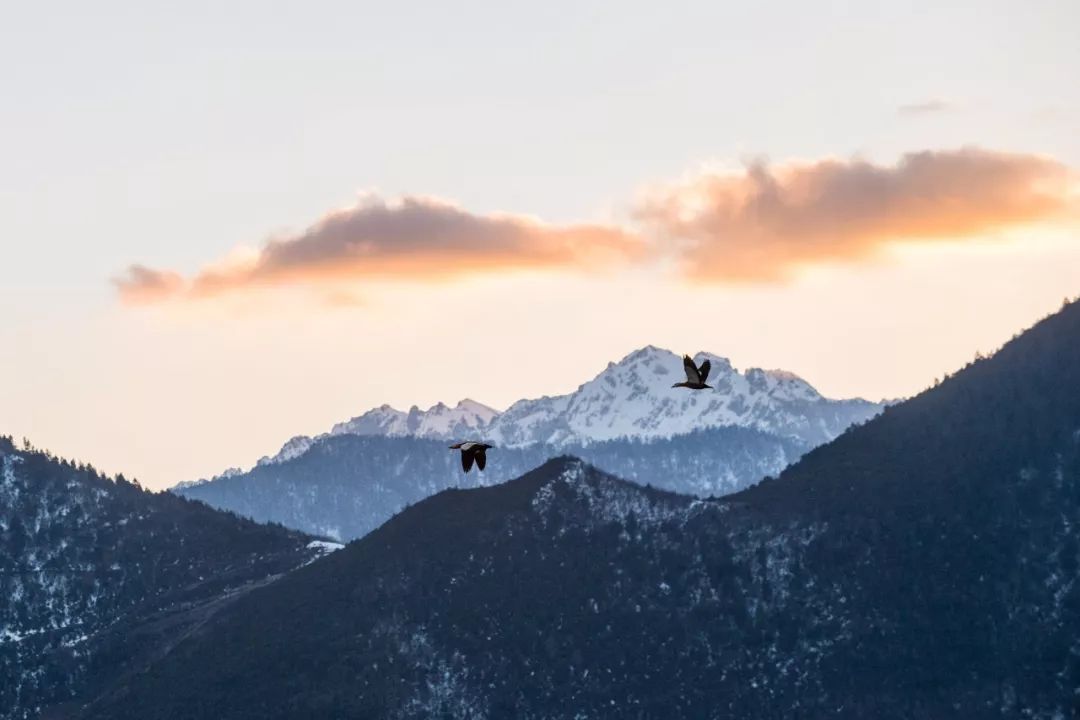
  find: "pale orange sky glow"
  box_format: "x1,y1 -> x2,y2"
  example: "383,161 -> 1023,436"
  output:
3,0 -> 1079,490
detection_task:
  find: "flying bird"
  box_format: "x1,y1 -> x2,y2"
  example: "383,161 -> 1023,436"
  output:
673,354 -> 712,390
449,441 -> 493,473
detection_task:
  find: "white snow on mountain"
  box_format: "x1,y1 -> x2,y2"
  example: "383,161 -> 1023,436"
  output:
304,540 -> 345,564
253,400 -> 499,469
487,347 -> 838,447
174,466 -> 245,490
251,346 -> 882,467
256,436 -> 316,468
330,399 -> 499,440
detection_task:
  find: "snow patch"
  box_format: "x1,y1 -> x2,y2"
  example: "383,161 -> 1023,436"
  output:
307,540 -> 344,554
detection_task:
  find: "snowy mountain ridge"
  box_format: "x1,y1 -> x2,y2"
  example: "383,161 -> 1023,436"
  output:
251,345 -> 882,469
253,399 -> 499,468
0,437 -> 319,719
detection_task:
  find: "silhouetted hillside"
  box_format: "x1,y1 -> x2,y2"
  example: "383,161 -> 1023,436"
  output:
0,440 -> 324,720
79,299 -> 1080,718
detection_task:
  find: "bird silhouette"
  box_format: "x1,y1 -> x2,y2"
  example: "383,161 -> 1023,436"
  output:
449,441 -> 493,473
672,354 -> 713,390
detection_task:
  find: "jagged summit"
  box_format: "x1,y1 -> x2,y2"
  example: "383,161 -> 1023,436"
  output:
246,345 -> 880,469
330,397 -> 499,439
488,345 -> 855,448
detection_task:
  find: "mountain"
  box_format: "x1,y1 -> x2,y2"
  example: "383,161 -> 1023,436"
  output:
250,399 -> 499,468
87,300 -> 1080,718
0,439 -> 331,720
177,347 -> 882,540
330,399 -> 499,447
485,347 -> 876,448
176,425 -> 806,541
255,346 -> 882,466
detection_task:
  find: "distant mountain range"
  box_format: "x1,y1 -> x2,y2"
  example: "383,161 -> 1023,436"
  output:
176,347 -> 884,539
87,299 -> 1080,719
0,439 -> 330,720
246,346 -> 882,467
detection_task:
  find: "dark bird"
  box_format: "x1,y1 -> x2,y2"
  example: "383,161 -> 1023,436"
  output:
673,354 -> 713,390
449,441 -> 493,473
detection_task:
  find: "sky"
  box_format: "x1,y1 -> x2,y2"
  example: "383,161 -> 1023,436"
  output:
2,0 -> 1079,489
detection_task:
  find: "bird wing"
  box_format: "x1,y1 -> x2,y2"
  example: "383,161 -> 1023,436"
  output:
698,358 -> 711,383
461,449 -> 475,473
682,355 -> 701,384
475,448 -> 487,471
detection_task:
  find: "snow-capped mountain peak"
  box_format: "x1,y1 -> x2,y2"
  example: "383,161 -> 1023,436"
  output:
328,398 -> 499,441
455,398 -> 500,419
744,367 -> 822,403
174,466 -> 245,489
484,346 -> 840,447
248,345 -> 881,467
253,399 -> 502,467
256,435 -> 315,467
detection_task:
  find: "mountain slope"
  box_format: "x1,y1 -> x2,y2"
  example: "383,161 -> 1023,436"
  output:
0,440 -> 326,720
86,301 -> 1080,719
177,425 -> 807,541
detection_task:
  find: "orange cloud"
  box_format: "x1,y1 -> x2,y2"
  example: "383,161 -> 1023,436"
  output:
115,148 -> 1076,303
114,195 -> 644,304
635,147 -> 1074,281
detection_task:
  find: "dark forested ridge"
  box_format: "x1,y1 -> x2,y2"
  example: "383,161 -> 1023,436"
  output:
79,300 -> 1080,718
175,425 -> 808,541
0,440 -> 323,720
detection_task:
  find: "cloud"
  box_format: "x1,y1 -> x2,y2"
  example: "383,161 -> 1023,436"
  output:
115,194 -> 645,303
635,147 -> 1074,281
897,99 -> 952,116
114,265 -> 186,304
116,147 -> 1076,303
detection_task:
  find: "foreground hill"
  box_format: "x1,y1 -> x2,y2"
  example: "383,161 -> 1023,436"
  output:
0,440 -> 326,720
82,300 -> 1080,719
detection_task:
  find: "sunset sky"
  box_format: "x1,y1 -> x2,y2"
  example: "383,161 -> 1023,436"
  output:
2,0 -> 1079,489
